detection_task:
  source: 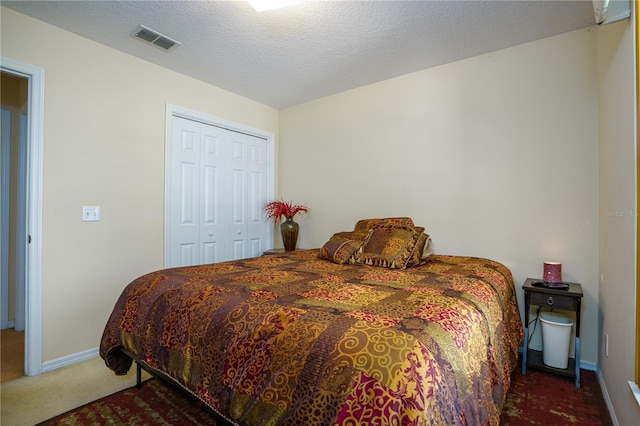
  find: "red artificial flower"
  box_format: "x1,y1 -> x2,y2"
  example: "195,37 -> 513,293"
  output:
264,199 -> 309,223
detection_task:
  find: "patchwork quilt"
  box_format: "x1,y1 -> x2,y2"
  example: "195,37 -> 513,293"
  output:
100,250 -> 523,425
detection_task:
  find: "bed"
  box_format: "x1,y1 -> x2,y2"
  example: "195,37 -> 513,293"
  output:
100,218 -> 523,425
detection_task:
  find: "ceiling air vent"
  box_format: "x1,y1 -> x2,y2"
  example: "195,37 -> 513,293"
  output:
131,25 -> 181,52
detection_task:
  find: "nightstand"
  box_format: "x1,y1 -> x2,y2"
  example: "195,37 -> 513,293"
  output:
262,248 -> 298,255
262,249 -> 284,256
522,277 -> 583,387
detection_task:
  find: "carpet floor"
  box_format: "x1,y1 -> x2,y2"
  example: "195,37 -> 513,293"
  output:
500,361 -> 612,425
1,328 -> 25,383
38,358 -> 612,425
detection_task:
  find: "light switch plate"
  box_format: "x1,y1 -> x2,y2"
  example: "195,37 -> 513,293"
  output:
82,206 -> 100,222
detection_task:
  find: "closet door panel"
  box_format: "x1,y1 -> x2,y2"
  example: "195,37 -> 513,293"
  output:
246,135 -> 269,257
169,115 -> 270,266
228,133 -> 247,260
200,124 -> 226,264
170,117 -> 200,267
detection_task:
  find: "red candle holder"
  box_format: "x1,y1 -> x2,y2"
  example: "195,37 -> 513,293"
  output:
543,262 -> 562,283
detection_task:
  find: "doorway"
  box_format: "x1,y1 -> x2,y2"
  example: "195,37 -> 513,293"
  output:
1,73 -> 28,382
0,57 -> 44,377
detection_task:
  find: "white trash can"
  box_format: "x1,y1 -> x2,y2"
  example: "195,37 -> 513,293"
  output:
540,312 -> 573,369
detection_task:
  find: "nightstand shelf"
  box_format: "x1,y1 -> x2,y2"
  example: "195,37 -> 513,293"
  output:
525,349 -> 577,379
522,277 -> 583,388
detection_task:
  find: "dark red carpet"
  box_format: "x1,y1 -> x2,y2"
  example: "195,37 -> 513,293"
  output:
500,357 -> 612,425
39,357 -> 611,425
37,379 -> 221,425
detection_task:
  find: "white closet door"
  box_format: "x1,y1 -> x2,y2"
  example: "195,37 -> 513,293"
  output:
170,117 -> 199,266
169,116 -> 269,267
225,132 -> 269,260
200,123 -> 228,264
228,131 -> 248,260
246,134 -> 269,258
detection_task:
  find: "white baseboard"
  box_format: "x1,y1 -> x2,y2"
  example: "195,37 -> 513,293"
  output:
41,347 -> 99,373
629,381 -> 640,407
598,369 -> 619,426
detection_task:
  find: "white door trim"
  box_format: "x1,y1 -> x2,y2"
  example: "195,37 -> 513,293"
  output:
164,104 -> 275,267
1,57 -> 45,376
1,109 -> 11,329
15,111 -> 28,332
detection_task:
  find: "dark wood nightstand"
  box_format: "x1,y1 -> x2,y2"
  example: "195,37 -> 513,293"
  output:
522,277 -> 583,388
262,248 -> 298,255
262,249 -> 284,256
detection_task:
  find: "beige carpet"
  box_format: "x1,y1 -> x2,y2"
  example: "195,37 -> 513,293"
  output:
1,355 -> 149,426
1,328 -> 25,383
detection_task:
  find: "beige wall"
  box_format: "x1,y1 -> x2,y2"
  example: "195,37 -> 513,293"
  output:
597,18 -> 640,425
1,8 -> 279,361
281,27 -> 600,364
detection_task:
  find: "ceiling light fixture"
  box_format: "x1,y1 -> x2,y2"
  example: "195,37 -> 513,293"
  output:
248,0 -> 301,12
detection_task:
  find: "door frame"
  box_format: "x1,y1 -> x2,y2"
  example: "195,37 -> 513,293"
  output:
15,110 -> 27,332
1,109 -> 11,330
164,104 -> 275,267
1,57 -> 45,376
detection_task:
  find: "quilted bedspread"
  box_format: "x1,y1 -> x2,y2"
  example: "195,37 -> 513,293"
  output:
100,250 -> 523,426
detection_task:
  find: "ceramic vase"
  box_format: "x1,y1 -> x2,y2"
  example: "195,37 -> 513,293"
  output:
280,216 -> 299,251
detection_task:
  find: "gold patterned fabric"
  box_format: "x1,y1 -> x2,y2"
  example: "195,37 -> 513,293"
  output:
318,231 -> 372,264
357,226 -> 428,269
347,218 -> 430,269
100,251 -> 523,426
353,217 -> 415,231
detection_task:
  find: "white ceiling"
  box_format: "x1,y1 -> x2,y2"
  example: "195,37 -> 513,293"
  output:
3,1 -> 596,108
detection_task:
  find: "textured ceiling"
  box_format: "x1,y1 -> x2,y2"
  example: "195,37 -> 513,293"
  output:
3,1 -> 596,108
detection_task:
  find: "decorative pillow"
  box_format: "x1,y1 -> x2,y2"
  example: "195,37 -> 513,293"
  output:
332,230 -> 372,242
422,235 -> 434,258
357,227 -> 416,269
318,231 -> 371,264
407,229 -> 429,266
353,217 -> 415,232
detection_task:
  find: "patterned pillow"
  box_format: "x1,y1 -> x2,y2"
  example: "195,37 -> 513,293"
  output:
353,217 -> 415,232
332,230 -> 373,242
407,229 -> 429,266
318,231 -> 371,264
356,228 -> 417,269
423,236 -> 433,258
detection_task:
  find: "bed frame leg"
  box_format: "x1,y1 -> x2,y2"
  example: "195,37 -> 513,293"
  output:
136,362 -> 142,389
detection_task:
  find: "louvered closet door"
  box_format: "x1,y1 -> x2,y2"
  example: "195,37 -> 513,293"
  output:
169,116 -> 269,267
